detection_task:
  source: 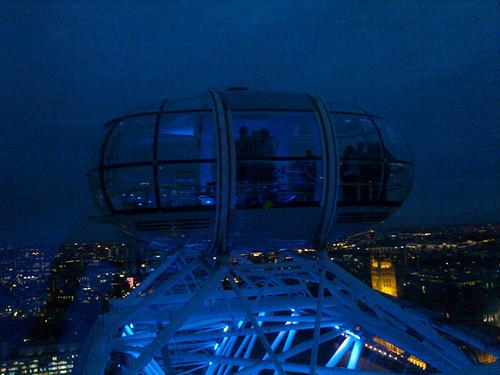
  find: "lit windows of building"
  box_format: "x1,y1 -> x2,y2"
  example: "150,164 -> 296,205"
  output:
372,336 -> 405,356
407,355 -> 427,370
0,350 -> 76,375
477,351 -> 497,364
370,257 -> 398,297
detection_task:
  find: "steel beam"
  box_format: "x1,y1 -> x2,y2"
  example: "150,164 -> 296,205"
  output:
123,263 -> 229,375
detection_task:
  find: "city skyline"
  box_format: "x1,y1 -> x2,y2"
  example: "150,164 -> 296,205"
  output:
1,223 -> 497,373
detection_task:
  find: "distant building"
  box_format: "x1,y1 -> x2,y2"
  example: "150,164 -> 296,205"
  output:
0,343 -> 78,375
371,256 -> 398,297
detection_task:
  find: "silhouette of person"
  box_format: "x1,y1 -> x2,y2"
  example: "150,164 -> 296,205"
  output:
236,126 -> 251,157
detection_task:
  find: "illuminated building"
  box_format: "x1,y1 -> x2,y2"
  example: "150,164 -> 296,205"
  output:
477,352 -> 497,364
76,89 -> 499,374
40,241 -> 162,339
0,344 -> 78,375
371,257 -> 398,297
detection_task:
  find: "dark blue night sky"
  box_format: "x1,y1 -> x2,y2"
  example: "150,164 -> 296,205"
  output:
0,1 -> 498,246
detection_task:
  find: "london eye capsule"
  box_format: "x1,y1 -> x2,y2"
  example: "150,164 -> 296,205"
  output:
88,89 -> 413,252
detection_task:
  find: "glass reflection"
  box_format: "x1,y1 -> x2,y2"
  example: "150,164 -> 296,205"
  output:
88,169 -> 106,213
106,167 -> 155,211
334,114 -> 384,204
340,159 -> 384,203
233,112 -> 322,158
98,105 -> 413,212
156,112 -> 216,209
235,160 -> 322,208
333,113 -> 412,205
106,116 -> 156,165
334,115 -> 382,160
383,163 -> 412,203
232,112 -> 323,208
157,112 -> 215,161
374,118 -> 412,162
158,163 -> 216,208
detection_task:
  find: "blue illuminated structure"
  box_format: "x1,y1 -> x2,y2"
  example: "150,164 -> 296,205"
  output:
77,89 -> 498,374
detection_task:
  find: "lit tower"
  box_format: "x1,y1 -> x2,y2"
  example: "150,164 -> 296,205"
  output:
370,257 -> 398,297
77,89 -> 498,374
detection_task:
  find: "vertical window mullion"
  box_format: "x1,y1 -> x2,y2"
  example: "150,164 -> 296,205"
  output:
153,99 -> 168,208
366,114 -> 387,202
100,121 -> 120,213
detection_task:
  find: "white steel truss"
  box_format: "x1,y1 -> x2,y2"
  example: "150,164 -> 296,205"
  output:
75,250 -> 498,374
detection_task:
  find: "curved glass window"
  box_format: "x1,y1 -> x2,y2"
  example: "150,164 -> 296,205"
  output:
374,118 -> 413,204
101,109 -> 216,212
374,118 -> 412,162
157,113 -> 215,161
105,166 -> 156,211
222,91 -> 312,111
382,162 -> 413,203
332,114 -> 384,204
105,116 -> 156,165
126,102 -> 163,115
161,95 -> 211,112
332,113 -> 413,205
88,169 -> 107,213
333,114 -> 382,159
157,164 -> 215,208
157,112 -> 216,209
231,111 -> 323,208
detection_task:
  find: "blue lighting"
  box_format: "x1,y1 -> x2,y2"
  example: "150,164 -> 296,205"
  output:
123,324 -> 134,336
326,336 -> 353,367
80,90 -> 430,374
347,339 -> 363,369
121,324 -> 134,338
345,329 -> 361,340
199,196 -> 214,205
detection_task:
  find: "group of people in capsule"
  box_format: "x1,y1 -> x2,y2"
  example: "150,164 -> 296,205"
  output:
235,125 -> 384,207
340,141 -> 384,203
118,125 -> 388,210
235,125 -> 318,206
